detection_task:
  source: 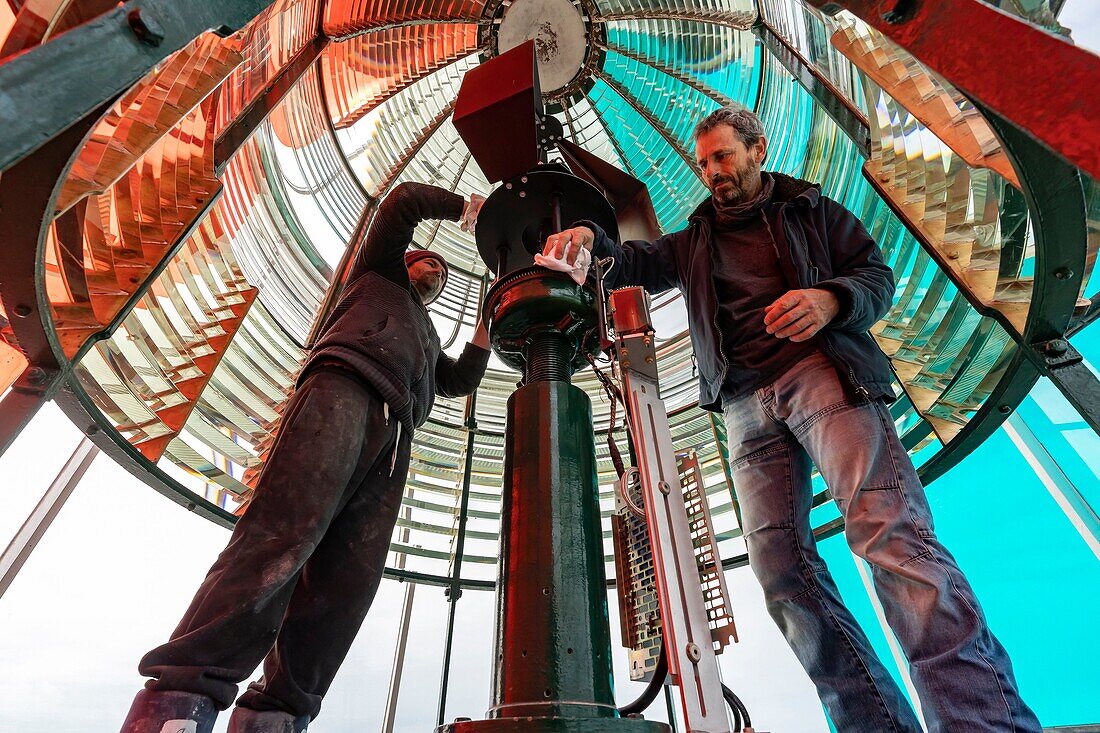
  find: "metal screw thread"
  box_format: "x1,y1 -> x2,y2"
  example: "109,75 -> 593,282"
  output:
525,333 -> 572,383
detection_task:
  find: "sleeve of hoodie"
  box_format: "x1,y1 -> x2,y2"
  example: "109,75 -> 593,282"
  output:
815,197 -> 896,333
575,220 -> 680,294
349,181 -> 465,287
435,344 -> 491,398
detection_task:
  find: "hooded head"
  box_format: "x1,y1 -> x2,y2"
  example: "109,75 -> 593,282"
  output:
404,249 -> 449,305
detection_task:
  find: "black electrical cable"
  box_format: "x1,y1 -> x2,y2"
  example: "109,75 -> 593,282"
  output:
606,392 -> 626,477
617,642 -> 668,717
722,684 -> 752,731
725,685 -> 743,731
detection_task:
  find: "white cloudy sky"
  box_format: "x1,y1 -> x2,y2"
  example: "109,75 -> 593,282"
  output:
1,3 -> 1098,731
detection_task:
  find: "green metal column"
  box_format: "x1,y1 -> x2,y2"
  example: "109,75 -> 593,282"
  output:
491,378 -> 615,720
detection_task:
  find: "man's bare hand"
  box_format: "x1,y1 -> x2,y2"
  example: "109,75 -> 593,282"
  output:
471,318 -> 490,349
542,226 -> 595,265
763,289 -> 840,342
460,194 -> 486,235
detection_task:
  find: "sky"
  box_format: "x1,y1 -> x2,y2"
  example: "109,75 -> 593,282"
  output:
1,2 -> 1099,732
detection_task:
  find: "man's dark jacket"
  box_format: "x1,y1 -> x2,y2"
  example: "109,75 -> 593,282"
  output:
306,182 -> 490,432
588,173 -> 896,411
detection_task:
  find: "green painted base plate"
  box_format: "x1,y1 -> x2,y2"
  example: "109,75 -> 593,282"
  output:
437,716 -> 671,733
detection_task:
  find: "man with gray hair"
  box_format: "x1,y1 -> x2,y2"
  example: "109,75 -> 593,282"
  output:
543,105 -> 1040,732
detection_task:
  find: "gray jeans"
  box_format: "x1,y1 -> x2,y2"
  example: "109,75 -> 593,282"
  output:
723,350 -> 1040,732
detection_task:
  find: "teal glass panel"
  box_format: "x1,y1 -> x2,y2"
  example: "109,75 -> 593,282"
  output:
814,422 -> 1100,727
587,77 -> 708,230
755,54 -> 814,177
602,50 -> 718,149
604,22 -> 761,110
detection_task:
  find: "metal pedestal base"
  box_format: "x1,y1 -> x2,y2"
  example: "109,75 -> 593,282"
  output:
439,717 -> 671,733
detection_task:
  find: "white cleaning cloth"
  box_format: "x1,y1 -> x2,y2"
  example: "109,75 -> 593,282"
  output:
534,242 -> 592,285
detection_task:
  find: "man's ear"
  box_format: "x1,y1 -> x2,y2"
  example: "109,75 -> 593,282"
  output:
754,137 -> 767,165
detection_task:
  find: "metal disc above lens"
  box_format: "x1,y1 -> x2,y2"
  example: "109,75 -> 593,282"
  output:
475,166 -> 618,277
498,0 -> 588,95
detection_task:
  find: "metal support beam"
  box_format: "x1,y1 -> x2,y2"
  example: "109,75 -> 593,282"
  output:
662,684 -> 679,732
804,0 -> 1100,181
0,437 -> 98,599
381,488 -> 418,733
0,103 -> 112,371
214,35 -> 329,176
0,368 -> 59,458
381,581 -> 417,733
972,101 -> 1099,438
753,19 -> 871,157
0,0 -> 273,173
435,390 -> 479,727
974,103 -> 1088,347
436,276 -> 487,726
1038,342 -> 1100,436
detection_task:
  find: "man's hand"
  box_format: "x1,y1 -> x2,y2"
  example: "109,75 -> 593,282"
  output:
460,194 -> 486,235
763,289 -> 840,342
471,318 -> 490,350
542,226 -> 595,265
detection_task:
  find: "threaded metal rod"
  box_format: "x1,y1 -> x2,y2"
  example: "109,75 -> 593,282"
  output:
525,333 -> 572,383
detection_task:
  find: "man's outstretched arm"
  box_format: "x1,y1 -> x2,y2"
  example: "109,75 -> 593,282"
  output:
350,182 -> 465,285
435,319 -> 491,398
541,223 -> 680,294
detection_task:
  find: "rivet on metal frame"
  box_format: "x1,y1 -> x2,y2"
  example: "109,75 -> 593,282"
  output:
26,367 -> 50,386
126,8 -> 165,46
1042,339 -> 1069,357
882,0 -> 919,25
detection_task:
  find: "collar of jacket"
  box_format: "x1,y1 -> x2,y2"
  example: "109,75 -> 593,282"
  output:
687,172 -> 821,226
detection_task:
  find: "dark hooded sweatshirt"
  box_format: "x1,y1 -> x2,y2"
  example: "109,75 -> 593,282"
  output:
581,173 -> 897,412
305,182 -> 491,433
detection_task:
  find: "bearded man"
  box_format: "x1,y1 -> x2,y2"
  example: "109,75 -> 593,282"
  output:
542,106 -> 1040,733
121,182 -> 490,733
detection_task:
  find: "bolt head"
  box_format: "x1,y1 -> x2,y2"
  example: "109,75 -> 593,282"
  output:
1043,339 -> 1068,356
26,366 -> 49,385
127,8 -> 165,46
881,0 -> 919,24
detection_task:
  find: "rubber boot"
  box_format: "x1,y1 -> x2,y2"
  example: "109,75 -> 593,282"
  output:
119,688 -> 219,733
227,707 -> 309,732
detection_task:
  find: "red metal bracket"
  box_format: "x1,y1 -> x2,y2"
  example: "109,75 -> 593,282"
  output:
806,0 -> 1100,180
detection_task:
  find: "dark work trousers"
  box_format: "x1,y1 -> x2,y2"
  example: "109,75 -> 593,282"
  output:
139,366 -> 412,720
